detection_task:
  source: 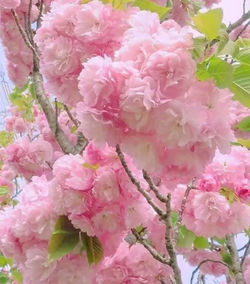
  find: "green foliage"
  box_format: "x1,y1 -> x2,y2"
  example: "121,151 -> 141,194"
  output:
236,138 -> 250,150
0,186 -> 9,196
133,0 -> 171,20
0,255 -> 13,267
0,131 -> 14,147
194,237 -> 209,249
48,216 -> 79,262
177,225 -> 196,249
196,56 -> 233,88
9,84 -> 34,122
237,116 -> 250,132
221,251 -> 233,266
230,64 -> 250,108
192,8 -> 223,40
81,233 -> 104,265
192,37 -> 207,61
11,268 -> 23,283
0,273 -> 9,284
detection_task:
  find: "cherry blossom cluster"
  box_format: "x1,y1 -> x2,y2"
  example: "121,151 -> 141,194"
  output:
172,146 -> 250,238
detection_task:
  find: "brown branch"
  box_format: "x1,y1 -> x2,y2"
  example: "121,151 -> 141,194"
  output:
32,60 -> 88,154
64,104 -> 79,128
241,239 -> 250,267
142,170 -> 168,203
116,145 -> 165,218
225,235 -> 245,284
227,10 -> 250,34
27,0 -> 34,44
11,9 -> 38,57
131,228 -> 170,265
235,19 -> 250,40
165,194 -> 182,284
190,259 -> 230,284
37,0 -> 44,29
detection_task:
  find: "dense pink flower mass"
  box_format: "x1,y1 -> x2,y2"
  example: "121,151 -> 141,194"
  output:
0,0 -> 249,283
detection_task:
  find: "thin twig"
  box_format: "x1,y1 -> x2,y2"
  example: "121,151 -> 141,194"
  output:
11,9 -> 38,57
235,19 -> 250,40
241,239 -> 250,267
243,0 -> 246,14
37,0 -> 44,29
27,0 -> 34,44
190,259 -> 230,284
64,104 -> 79,127
116,145 -> 165,218
131,228 -> 170,265
142,170 -> 168,203
227,10 -> 250,34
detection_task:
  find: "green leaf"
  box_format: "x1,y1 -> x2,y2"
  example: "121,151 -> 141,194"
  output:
213,237 -> 225,245
0,273 -> 9,284
192,8 -> 223,40
0,256 -> 13,267
237,116 -> 250,132
0,131 -> 14,147
236,138 -> 250,150
0,186 -> 9,196
221,251 -> 233,266
133,0 -> 171,20
218,40 -> 239,57
70,126 -> 77,134
11,268 -> 23,283
170,211 -> 179,226
48,216 -> 80,262
230,64 -> 250,108
81,233 -> 104,265
235,48 -> 250,66
177,226 -> 196,249
217,28 -> 229,54
194,237 -> 209,249
192,37 -> 207,60
196,56 -> 233,88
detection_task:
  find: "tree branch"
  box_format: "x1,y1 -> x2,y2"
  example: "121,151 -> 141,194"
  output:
11,9 -> 38,57
227,10 -> 250,34
190,259 -> 230,284
131,228 -> 170,265
64,104 -> 79,128
225,235 -> 245,284
235,19 -> 250,40
241,239 -> 250,267
37,0 -> 44,30
142,170 -> 168,203
165,194 -> 182,284
116,145 -> 165,218
32,66 -> 88,154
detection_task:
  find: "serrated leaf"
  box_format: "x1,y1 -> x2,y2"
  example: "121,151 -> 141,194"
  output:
194,237 -> 209,249
0,131 -> 14,147
133,0 -> 171,20
48,216 -> 79,262
196,56 -> 233,88
235,48 -> 250,67
81,233 -> 103,265
0,255 -> 13,267
11,268 -> 22,283
192,8 -> 223,40
177,226 -> 196,249
0,186 -> 9,196
192,37 -> 207,60
230,64 -> 250,108
237,116 -> 250,132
